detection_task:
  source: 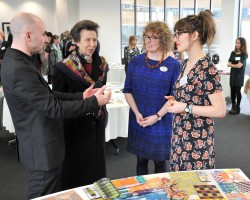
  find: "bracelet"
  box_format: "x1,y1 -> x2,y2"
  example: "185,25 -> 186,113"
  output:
155,113 -> 162,121
189,104 -> 193,114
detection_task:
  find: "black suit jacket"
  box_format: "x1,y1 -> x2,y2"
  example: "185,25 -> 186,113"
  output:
1,48 -> 99,171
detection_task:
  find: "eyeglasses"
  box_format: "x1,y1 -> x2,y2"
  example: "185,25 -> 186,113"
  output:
173,31 -> 189,39
143,35 -> 160,42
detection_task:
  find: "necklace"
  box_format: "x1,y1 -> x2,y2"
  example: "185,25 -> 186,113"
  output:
145,52 -> 164,69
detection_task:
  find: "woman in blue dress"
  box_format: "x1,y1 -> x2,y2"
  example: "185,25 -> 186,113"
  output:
123,21 -> 180,175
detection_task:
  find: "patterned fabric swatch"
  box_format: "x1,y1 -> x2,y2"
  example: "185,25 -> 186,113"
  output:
235,182 -> 250,193
193,185 -> 225,199
218,182 -> 239,193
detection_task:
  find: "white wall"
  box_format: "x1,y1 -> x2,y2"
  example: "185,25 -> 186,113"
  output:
78,0 -> 121,63
0,0 -> 240,65
0,0 -> 121,63
0,0 -> 57,34
219,0 -> 239,65
55,0 -> 79,34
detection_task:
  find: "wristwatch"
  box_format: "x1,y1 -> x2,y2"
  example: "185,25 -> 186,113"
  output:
184,104 -> 193,114
155,113 -> 162,121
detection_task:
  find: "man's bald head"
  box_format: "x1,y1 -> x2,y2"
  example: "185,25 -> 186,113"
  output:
10,12 -> 46,55
10,12 -> 45,38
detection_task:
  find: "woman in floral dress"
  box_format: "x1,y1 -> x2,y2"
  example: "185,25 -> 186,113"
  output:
166,10 -> 226,171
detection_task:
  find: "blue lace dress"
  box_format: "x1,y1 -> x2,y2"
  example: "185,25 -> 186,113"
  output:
123,53 -> 180,161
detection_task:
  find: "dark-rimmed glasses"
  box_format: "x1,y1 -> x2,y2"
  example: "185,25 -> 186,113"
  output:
173,31 -> 189,39
143,35 -> 161,42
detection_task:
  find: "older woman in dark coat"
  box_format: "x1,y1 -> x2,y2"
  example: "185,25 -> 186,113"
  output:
52,20 -> 107,189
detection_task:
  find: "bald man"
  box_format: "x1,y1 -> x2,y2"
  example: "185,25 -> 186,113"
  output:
1,12 -> 111,199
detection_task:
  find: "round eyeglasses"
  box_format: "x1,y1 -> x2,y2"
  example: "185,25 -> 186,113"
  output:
173,31 -> 189,39
143,35 -> 161,42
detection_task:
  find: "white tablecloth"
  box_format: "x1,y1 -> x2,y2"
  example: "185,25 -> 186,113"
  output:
3,98 -> 15,133
220,73 -> 230,98
105,82 -> 129,142
107,64 -> 126,83
216,64 -> 230,98
2,82 -> 130,142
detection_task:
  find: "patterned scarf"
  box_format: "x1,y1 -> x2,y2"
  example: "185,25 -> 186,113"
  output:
62,50 -> 95,84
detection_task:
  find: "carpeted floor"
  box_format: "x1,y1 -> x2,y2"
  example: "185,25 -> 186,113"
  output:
0,112 -> 250,200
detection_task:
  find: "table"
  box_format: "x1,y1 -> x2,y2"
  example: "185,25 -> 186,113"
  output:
2,98 -> 15,133
2,82 -> 130,143
246,79 -> 250,105
216,64 -> 231,98
33,168 -> 250,200
105,82 -> 129,142
107,63 -> 126,83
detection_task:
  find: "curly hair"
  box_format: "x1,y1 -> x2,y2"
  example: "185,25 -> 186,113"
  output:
143,21 -> 173,53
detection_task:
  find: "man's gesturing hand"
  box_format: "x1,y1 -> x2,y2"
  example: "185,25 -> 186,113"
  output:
94,85 -> 112,106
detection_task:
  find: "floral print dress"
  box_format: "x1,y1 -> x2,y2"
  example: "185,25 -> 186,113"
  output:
169,56 -> 223,171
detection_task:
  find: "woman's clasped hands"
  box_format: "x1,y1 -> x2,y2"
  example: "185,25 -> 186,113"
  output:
136,112 -> 159,128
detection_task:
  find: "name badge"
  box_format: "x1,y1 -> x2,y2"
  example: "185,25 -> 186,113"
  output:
1,47 -> 5,50
180,75 -> 188,86
235,57 -> 240,61
160,66 -> 168,72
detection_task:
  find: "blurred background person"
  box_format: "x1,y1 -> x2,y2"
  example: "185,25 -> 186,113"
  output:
52,20 -> 108,189
227,37 -> 248,114
64,34 -> 77,58
41,31 -> 53,82
173,42 -> 184,63
0,31 -> 11,130
123,21 -> 180,175
124,35 -> 140,74
166,10 -> 226,172
0,31 -> 11,82
60,30 -> 71,58
51,35 -> 63,63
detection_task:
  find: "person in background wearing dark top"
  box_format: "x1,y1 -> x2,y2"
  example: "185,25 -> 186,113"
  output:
173,42 -> 184,63
227,37 -> 248,114
124,35 -> 140,73
0,30 -> 11,82
123,21 -> 180,175
1,12 -> 111,199
64,35 -> 78,58
60,30 -> 70,58
52,20 -> 109,189
166,10 -> 226,171
7,32 -> 13,44
0,31 -> 11,130
51,35 -> 63,63
44,31 -> 54,83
